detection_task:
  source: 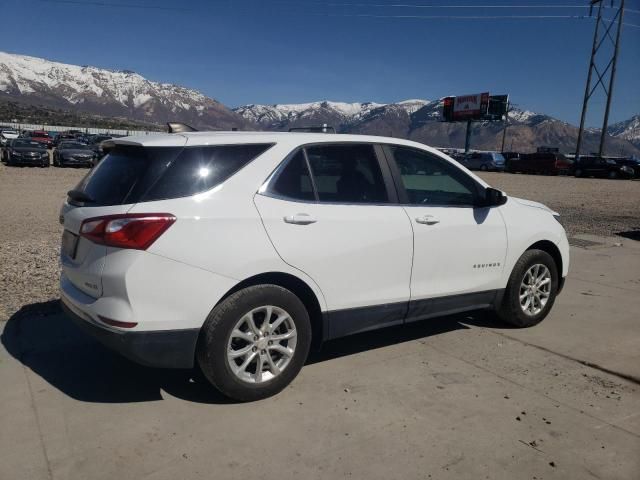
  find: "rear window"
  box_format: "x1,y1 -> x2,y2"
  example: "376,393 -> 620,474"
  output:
72,143 -> 272,206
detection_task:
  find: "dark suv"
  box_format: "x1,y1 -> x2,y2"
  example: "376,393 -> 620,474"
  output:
573,156 -> 634,179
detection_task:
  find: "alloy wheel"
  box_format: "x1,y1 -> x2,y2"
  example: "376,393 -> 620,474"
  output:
519,264 -> 552,316
226,305 -> 297,384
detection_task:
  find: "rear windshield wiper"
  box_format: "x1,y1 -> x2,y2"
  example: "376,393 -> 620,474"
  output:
67,189 -> 95,204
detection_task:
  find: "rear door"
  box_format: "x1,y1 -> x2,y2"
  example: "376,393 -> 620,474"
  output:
254,143 -> 413,338
383,145 -> 507,320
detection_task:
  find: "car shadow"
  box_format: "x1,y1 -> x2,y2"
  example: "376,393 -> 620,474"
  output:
616,229 -> 640,242
1,300 -> 506,405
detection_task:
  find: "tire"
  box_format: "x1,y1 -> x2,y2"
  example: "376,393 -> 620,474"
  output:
480,164 -> 488,171
608,170 -> 618,179
574,169 -> 583,178
497,249 -> 559,328
197,284 -> 312,402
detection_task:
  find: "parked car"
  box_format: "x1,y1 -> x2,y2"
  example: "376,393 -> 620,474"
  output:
1,128 -> 19,147
53,141 -> 97,167
24,130 -> 54,149
460,151 -> 506,171
53,132 -> 77,147
502,152 -> 521,171
88,135 -> 113,162
611,157 -> 640,178
59,132 -> 569,401
506,152 -> 573,175
3,138 -> 49,167
573,156 -> 634,179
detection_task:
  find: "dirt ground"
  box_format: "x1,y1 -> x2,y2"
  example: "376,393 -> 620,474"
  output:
0,160 -> 639,480
0,163 -> 639,319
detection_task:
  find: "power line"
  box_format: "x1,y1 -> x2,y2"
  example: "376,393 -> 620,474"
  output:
313,12 -> 640,27
323,3 -> 607,8
34,0 -> 640,25
39,0 -> 188,10
297,2 -> 640,15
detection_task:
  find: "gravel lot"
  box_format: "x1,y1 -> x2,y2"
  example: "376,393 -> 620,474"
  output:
0,161 -> 638,320
1,159 -> 639,480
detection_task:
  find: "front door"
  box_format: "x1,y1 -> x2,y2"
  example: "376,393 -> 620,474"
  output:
383,145 -> 507,320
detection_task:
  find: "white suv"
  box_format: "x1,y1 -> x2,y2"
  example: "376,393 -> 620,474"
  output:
59,132 -> 569,401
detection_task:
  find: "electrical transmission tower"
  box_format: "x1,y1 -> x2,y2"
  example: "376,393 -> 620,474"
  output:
575,0 -> 625,159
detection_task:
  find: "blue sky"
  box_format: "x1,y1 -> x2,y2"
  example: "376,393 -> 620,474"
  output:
1,0 -> 639,125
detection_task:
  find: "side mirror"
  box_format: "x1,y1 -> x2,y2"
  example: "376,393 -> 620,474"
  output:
481,187 -> 507,207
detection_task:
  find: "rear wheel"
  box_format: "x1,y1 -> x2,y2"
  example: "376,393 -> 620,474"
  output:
480,164 -> 488,171
574,168 -> 583,178
497,249 -> 559,327
608,170 -> 618,179
197,285 -> 312,402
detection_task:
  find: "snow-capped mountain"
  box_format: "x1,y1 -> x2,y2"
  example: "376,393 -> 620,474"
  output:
1,51 -> 637,155
233,99 -> 434,130
234,99 -> 638,155
0,51 -> 248,129
608,115 -> 640,147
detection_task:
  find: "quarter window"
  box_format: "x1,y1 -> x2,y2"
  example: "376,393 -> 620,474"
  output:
269,151 -> 315,201
389,146 -> 478,206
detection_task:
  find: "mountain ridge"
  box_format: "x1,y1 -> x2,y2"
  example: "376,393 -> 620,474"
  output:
233,100 -> 639,155
0,51 -> 250,130
0,51 -> 637,155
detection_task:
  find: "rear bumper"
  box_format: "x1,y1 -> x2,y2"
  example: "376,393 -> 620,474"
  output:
61,294 -> 199,369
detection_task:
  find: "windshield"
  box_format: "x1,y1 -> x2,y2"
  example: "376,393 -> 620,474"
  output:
61,142 -> 90,150
14,140 -> 44,148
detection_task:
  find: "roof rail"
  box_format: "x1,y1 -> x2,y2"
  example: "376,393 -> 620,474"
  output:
288,124 -> 336,133
167,122 -> 198,133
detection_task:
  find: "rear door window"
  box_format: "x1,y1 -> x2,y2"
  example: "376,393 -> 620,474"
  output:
305,144 -> 388,203
72,143 -> 272,206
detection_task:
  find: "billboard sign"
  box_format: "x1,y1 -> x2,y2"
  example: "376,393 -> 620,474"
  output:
442,93 -> 510,122
451,92 -> 489,120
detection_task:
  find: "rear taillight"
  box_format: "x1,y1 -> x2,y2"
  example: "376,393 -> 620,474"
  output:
80,214 -> 176,250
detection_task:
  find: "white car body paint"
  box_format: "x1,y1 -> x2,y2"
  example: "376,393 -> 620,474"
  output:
59,131 -> 569,361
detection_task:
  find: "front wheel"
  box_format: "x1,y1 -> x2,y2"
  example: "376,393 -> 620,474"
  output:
497,249 -> 559,327
197,285 -> 312,402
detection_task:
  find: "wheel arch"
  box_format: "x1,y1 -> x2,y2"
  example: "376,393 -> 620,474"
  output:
526,240 -> 562,276
212,272 -> 325,350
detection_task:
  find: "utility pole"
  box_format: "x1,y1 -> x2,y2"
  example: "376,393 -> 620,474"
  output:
500,101 -> 510,153
464,120 -> 472,153
576,0 -> 625,159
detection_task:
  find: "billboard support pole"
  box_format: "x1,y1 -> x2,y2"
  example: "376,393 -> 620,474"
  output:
464,120 -> 472,153
500,101 -> 509,153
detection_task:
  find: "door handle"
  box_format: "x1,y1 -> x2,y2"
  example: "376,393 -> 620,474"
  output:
415,215 -> 440,225
284,213 -> 317,225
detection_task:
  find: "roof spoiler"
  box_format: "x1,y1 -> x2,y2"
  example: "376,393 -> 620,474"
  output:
288,124 -> 336,133
167,122 -> 198,133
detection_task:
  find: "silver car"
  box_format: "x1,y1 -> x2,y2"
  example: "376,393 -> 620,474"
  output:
461,152 -> 506,171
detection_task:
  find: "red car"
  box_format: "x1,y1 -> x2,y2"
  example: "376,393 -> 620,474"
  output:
506,152 -> 573,175
26,130 -> 54,149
